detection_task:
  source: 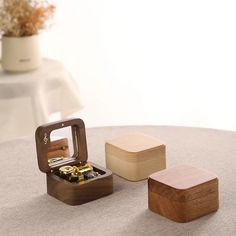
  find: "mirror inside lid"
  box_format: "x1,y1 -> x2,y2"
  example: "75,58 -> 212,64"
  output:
35,118 -> 88,173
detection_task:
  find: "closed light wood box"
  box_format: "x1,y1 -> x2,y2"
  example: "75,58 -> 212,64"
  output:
35,118 -> 113,205
105,133 -> 166,181
148,165 -> 219,222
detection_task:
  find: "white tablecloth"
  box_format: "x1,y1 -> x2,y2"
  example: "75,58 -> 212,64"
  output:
0,58 -> 83,142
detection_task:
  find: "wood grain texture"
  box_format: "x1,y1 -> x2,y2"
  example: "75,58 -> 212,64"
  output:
149,165 -> 217,190
148,165 -> 219,222
106,133 -> 164,154
105,133 -> 166,181
47,162 -> 113,205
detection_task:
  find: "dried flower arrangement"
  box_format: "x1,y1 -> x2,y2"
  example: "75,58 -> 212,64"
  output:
0,0 -> 55,37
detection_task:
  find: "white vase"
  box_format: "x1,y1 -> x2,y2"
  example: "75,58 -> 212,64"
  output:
1,35 -> 42,72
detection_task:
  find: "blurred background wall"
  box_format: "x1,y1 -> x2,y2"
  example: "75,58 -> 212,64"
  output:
39,0 -> 236,131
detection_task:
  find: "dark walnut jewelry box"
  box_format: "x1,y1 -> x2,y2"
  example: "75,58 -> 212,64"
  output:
35,118 -> 113,205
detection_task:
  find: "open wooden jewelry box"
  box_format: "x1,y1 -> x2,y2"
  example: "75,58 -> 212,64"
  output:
35,118 -> 113,205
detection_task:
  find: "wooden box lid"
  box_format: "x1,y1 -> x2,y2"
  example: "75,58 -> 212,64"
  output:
35,118 -> 88,173
149,165 -> 218,202
106,133 -> 165,157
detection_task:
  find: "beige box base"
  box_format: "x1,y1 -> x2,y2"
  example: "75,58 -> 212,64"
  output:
105,133 -> 166,181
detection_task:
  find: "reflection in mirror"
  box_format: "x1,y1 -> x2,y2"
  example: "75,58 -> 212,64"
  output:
45,123 -> 105,183
47,126 -> 74,165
